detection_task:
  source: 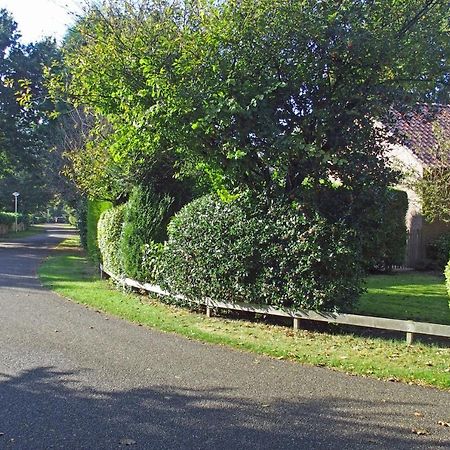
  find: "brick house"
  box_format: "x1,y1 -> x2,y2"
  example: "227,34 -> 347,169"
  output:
388,104 -> 450,268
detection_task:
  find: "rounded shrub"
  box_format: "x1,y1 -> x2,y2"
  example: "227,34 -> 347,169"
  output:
98,204 -> 125,275
426,233 -> 450,271
120,185 -> 174,282
159,194 -> 363,312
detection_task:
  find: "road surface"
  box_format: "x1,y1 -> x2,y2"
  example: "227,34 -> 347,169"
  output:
0,225 -> 449,449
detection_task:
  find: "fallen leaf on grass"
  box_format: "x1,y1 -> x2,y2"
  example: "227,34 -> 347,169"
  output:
387,377 -> 399,382
412,428 -> 430,436
437,421 -> 450,427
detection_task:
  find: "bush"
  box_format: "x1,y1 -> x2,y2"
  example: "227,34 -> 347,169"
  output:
86,199 -> 112,261
426,234 -> 450,271
360,189 -> 408,271
0,212 -> 16,225
120,185 -> 174,282
97,205 -> 125,275
31,215 -> 47,224
68,215 -> 77,227
159,194 -> 363,312
75,198 -> 88,250
0,212 -> 29,228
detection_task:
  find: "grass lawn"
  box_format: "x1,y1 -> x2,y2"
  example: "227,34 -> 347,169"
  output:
357,273 -> 450,326
38,237 -> 450,390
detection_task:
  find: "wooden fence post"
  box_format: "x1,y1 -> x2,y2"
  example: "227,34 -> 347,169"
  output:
406,332 -> 415,345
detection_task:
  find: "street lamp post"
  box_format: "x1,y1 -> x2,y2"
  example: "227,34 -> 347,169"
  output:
12,192 -> 20,232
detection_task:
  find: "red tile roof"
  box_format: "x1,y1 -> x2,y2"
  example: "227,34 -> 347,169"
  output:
394,104 -> 450,166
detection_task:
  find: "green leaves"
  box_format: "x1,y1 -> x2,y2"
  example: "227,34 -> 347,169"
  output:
160,193 -> 363,311
0,9 -> 66,214
58,0 -> 449,280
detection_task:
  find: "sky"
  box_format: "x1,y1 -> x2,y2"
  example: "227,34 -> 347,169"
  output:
0,0 -> 85,44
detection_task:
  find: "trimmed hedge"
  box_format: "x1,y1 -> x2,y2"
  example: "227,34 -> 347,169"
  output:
0,212 -> 29,231
0,212 -> 17,225
76,198 -> 88,250
97,205 -> 125,275
361,189 -> 408,271
384,189 -> 408,267
86,199 -> 112,261
120,186 -> 174,282
159,194 -> 364,312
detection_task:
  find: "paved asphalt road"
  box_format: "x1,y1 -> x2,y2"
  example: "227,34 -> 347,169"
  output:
0,225 -> 449,449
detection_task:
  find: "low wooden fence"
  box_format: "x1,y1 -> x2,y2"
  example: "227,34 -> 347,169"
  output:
0,222 -> 26,235
100,265 -> 450,345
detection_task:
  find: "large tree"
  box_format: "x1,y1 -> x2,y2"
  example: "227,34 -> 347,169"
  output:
55,0 -> 449,221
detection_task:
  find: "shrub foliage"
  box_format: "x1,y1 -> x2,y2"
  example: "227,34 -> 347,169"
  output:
426,234 -> 450,271
0,212 -> 18,225
86,199 -> 112,261
360,189 -> 408,271
0,211 -> 29,229
120,185 -> 174,282
159,195 -> 363,312
97,205 -> 125,275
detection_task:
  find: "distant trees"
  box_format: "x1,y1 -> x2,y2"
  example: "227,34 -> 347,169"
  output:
0,9 -> 68,214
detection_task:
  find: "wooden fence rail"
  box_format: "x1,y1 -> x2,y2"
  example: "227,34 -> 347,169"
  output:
100,265 -> 450,345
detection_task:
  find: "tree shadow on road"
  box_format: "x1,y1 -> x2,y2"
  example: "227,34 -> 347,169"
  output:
0,367 -> 447,449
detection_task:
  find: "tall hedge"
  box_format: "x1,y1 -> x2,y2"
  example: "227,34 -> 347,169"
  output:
361,189 -> 408,271
0,212 -> 17,225
120,185 -> 174,282
97,205 -> 125,275
0,212 -> 29,232
86,199 -> 112,261
159,194 -> 363,312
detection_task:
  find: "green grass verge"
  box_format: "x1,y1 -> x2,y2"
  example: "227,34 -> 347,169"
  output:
358,273 -> 450,325
38,238 -> 450,390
